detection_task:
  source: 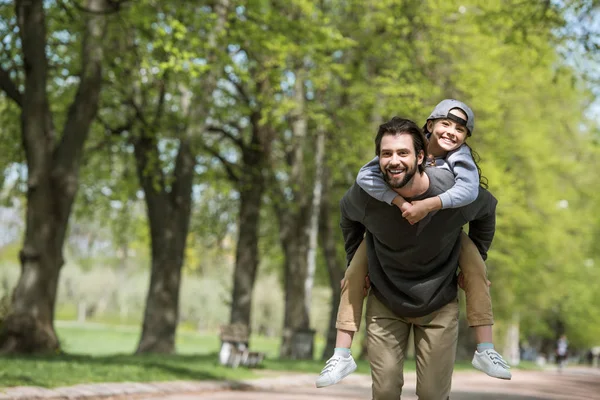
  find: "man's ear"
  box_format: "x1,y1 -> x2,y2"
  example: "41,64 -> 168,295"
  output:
417,150 -> 424,165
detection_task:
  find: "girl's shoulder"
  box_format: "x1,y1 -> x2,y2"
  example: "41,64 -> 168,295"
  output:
446,144 -> 474,163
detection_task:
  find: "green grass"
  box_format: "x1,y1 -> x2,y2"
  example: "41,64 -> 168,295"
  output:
55,321 -> 286,358
0,321 -> 509,389
0,353 -> 258,388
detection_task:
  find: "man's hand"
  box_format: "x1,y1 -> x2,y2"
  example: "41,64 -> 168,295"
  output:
457,272 -> 492,290
401,199 -> 431,224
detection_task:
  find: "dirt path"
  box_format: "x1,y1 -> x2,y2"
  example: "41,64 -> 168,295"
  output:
139,367 -> 600,400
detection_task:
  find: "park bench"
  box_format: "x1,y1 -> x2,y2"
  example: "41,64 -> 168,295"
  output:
218,323 -> 265,368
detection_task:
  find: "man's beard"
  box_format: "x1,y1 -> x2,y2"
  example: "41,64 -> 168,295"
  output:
382,160 -> 418,189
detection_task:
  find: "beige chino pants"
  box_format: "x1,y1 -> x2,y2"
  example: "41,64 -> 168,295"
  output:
366,293 -> 459,400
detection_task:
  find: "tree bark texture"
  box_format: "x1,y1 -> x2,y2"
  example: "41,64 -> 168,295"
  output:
229,134 -> 265,328
278,70 -> 315,359
0,0 -> 108,354
135,0 -> 228,352
319,167 -> 346,360
134,135 -> 194,354
227,77 -> 276,330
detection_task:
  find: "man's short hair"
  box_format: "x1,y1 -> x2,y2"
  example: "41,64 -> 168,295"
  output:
375,117 -> 428,173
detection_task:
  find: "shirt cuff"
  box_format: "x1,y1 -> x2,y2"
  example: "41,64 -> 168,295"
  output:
438,192 -> 452,209
382,190 -> 398,205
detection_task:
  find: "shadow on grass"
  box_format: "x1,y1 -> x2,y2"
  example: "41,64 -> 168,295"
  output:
0,351 -> 349,388
0,352 -> 240,388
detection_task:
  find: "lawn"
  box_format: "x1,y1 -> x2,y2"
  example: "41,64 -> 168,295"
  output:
0,321 -> 528,389
1,320 -> 369,388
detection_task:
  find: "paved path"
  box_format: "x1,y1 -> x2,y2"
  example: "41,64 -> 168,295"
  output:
138,368 -> 600,400
2,367 -> 599,399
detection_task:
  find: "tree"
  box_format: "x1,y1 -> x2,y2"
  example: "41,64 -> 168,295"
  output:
0,0 -> 112,354
95,0 -> 229,353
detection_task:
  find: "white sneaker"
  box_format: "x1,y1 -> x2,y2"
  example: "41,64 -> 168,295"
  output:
315,354 -> 357,388
472,349 -> 512,380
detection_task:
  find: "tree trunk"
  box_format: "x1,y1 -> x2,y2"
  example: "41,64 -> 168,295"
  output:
279,225 -> 312,358
278,69 -> 314,359
229,144 -> 264,327
319,166 -> 345,360
0,0 -> 108,354
134,0 -> 228,351
135,137 -> 194,354
305,128 -> 325,316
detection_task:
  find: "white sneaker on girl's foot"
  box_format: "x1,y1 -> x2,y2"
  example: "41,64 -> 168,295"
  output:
315,354 -> 357,388
472,349 -> 512,380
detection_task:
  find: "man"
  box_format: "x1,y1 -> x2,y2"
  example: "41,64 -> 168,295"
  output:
340,116 -> 497,399
556,334 -> 568,371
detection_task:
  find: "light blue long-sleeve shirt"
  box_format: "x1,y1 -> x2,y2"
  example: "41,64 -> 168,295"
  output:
356,144 -> 479,209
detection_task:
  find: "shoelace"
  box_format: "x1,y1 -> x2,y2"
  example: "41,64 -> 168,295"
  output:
485,350 -> 511,369
320,356 -> 341,374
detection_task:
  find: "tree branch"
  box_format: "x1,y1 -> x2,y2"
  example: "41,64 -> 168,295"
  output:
225,74 -> 252,106
206,125 -> 245,149
152,73 -> 168,127
54,0 -> 110,173
128,98 -> 151,128
97,114 -> 134,136
170,139 -> 195,221
201,144 -> 240,182
0,67 -> 23,107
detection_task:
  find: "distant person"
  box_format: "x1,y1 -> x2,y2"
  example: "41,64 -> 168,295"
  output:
320,116 -> 503,399
556,334 -> 568,371
316,100 -> 510,391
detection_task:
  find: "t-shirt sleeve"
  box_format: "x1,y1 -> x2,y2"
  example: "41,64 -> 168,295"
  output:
437,146 -> 480,209
465,189 -> 498,261
340,184 -> 367,266
356,156 -> 397,205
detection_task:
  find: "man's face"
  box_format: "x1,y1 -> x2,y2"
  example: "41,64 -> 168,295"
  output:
378,133 -> 424,189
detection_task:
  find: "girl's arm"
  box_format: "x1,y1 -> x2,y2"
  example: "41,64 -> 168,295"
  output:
402,146 -> 479,224
356,156 -> 405,206
437,146 -> 479,209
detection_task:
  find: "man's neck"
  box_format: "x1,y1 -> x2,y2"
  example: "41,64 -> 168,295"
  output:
394,170 -> 430,199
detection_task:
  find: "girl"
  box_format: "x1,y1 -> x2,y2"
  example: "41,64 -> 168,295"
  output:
316,99 -> 511,388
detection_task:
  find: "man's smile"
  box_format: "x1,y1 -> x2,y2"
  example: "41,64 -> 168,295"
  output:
386,167 -> 405,176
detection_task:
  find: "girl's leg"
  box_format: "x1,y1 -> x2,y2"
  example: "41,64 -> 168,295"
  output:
316,239 -> 368,388
459,232 -> 494,331
335,239 -> 369,344
459,232 -> 511,380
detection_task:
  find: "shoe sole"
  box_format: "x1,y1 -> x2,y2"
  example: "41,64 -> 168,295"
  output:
472,360 -> 512,380
315,362 -> 358,388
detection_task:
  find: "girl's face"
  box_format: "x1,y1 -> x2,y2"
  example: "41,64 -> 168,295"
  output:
427,109 -> 469,154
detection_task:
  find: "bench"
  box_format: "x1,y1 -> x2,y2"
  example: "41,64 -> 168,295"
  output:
218,323 -> 265,368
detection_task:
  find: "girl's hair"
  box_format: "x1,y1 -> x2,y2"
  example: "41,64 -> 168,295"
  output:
464,143 -> 488,189
424,120 -> 488,189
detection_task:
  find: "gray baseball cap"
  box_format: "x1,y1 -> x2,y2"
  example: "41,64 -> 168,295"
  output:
426,99 -> 475,136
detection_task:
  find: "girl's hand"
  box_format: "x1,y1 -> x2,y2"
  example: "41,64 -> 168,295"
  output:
401,200 -> 431,224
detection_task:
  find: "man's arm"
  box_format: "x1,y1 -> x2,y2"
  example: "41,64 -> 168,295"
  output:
340,184 -> 367,266
465,189 -> 498,260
